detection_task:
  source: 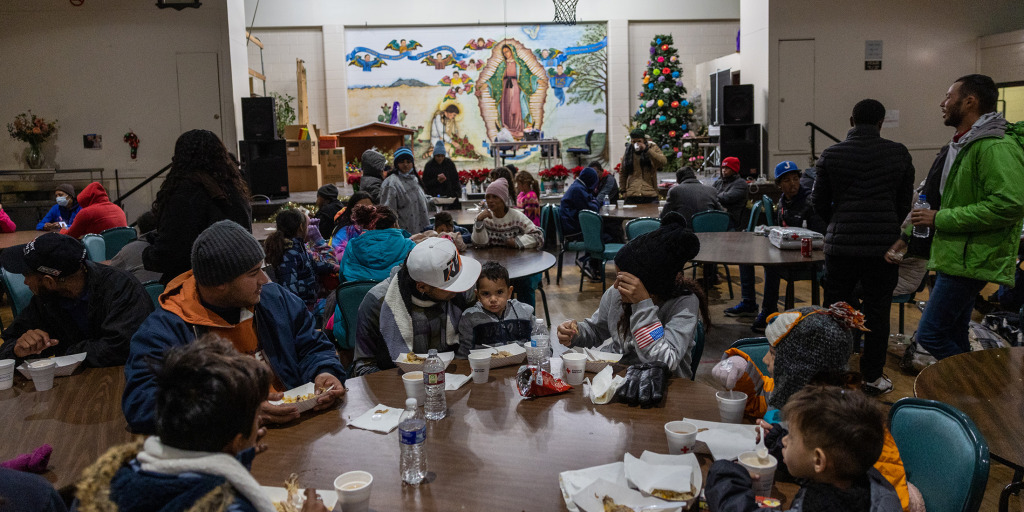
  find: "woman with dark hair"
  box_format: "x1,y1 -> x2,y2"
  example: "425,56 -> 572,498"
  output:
331,191 -> 374,262
380,147 -> 429,235
264,209 -> 337,311
143,129 -> 252,284
619,129 -> 666,204
340,204 -> 416,282
555,213 -> 707,378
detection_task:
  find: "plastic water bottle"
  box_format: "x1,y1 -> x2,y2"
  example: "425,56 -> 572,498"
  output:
603,197 -> 610,214
913,195 -> 930,238
398,397 -> 427,484
423,349 -> 446,420
527,319 -> 550,385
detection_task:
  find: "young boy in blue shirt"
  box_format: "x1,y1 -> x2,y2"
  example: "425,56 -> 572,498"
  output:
457,261 -> 536,357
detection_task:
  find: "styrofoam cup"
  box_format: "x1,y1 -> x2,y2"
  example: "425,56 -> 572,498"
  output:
0,359 -> 15,391
737,451 -> 778,497
664,420 -> 699,454
27,359 -> 56,391
716,390 -> 747,423
402,371 -> 426,407
468,353 -> 491,383
334,470 -> 373,512
616,199 -> 625,209
561,353 -> 587,385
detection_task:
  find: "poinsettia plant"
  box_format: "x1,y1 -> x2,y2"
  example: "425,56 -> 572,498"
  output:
347,172 -> 362,185
539,164 -> 570,181
470,169 -> 489,184
458,170 -> 471,185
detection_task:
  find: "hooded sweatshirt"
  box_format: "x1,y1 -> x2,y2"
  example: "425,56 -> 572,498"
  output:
64,182 -> 128,239
559,169 -> 600,236
340,228 -> 416,282
380,170 -> 429,236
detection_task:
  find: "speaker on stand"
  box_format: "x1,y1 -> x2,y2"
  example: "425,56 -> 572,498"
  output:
239,140 -> 289,199
722,84 -> 754,125
241,97 -> 278,141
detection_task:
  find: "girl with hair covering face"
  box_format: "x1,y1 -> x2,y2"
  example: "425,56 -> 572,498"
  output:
555,213 -> 709,378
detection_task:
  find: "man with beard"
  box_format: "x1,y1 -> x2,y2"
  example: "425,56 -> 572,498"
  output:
0,233 -> 153,366
619,130 -> 666,204
907,74 -> 1024,360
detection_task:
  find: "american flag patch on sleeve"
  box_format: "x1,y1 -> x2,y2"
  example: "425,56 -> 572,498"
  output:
633,322 -> 665,349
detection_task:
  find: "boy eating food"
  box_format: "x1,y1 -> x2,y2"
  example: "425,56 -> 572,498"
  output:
457,261 -> 536,356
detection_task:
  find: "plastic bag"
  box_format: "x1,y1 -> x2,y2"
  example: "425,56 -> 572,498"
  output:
516,366 -> 572,397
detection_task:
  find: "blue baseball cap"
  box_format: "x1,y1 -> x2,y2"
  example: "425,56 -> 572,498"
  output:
774,161 -> 801,181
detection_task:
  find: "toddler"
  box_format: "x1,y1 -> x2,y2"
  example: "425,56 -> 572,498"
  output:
457,261 -> 536,356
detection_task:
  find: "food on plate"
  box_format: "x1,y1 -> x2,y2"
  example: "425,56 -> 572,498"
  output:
651,487 -> 695,501
273,474 -> 302,512
281,393 -> 314,403
601,496 -> 634,512
374,408 -> 390,414
405,353 -> 426,363
491,350 -> 513,358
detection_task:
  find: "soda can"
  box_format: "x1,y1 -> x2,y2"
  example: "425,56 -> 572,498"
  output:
800,237 -> 812,257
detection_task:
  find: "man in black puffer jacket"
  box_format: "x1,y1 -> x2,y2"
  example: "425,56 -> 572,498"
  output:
811,99 -> 915,396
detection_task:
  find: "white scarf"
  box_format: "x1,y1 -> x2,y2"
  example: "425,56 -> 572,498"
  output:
940,111 -> 1003,194
382,276 -> 459,353
136,436 -> 276,512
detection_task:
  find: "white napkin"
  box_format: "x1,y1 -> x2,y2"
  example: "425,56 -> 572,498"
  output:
444,373 -> 471,391
558,462 -> 626,512
683,418 -> 757,461
584,366 -> 624,404
623,453 -> 693,496
348,403 -> 404,433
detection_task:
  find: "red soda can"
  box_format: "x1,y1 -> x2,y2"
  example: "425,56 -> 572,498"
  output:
800,237 -> 812,257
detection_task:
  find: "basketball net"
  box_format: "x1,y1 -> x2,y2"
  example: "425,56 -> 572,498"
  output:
552,0 -> 578,25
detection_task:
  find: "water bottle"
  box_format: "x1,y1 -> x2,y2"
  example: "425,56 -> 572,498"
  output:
398,397 -> 427,484
913,195 -> 930,238
527,319 -> 550,385
423,349 -> 446,420
603,197 -> 610,214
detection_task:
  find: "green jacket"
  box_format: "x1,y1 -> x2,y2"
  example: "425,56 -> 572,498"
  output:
929,115 -> 1024,285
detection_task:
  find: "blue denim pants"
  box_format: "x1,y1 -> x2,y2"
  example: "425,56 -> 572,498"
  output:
915,272 -> 988,360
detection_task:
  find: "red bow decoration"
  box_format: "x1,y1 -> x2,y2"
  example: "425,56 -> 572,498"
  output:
123,131 -> 139,159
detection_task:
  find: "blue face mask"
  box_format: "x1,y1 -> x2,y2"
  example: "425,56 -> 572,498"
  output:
56,196 -> 69,207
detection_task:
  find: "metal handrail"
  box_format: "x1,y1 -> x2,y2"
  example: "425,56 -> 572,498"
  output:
805,122 -> 841,161
113,163 -> 171,207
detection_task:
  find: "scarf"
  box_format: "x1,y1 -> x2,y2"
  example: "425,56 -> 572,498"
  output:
940,111 -> 1005,193
137,437 -> 276,512
379,276 -> 460,356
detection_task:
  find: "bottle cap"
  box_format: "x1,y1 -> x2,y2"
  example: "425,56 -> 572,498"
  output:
406,397 -> 418,409
427,348 -> 438,356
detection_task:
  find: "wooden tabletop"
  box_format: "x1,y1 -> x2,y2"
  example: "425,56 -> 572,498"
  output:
601,203 -> 662,221
692,232 -> 825,266
462,247 -> 556,279
253,222 -> 275,242
0,366 -> 134,490
915,347 -> 1024,470
0,229 -> 43,249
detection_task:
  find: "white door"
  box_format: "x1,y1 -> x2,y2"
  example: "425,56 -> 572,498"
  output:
176,52 -> 223,137
776,39 -> 815,152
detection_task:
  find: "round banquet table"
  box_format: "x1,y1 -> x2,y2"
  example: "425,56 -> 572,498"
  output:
0,229 -> 43,249
462,246 -> 556,279
915,347 -> 1024,504
601,202 -> 662,221
692,231 -> 824,266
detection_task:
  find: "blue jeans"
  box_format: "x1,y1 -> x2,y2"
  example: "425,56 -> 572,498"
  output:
916,272 -> 988,360
739,264 -> 756,304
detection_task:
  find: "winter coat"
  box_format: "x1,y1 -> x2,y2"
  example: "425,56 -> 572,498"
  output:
471,207 -> 544,249
0,467 -> 66,512
63,182 -> 128,239
810,125 -> 916,258
0,208 -> 16,233
778,185 -> 827,234
315,198 -> 344,240
143,179 -> 252,284
456,299 -> 535,356
662,177 -> 723,228
422,157 -> 462,200
275,238 -> 336,308
596,172 -> 620,205
517,191 -> 541,226
559,177 -> 599,236
714,175 -> 749,228
620,145 -> 667,199
0,261 -> 152,367
929,114 -> 1024,285
380,171 -> 429,236
36,202 -> 80,231
340,229 -> 416,282
568,286 -> 699,378
360,175 -> 383,203
122,274 -> 345,433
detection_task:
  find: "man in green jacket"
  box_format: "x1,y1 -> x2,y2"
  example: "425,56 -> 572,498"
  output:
911,74 -> 1024,359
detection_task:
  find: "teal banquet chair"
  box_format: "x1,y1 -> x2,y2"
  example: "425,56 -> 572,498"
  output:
578,210 -> 624,291
624,217 -> 660,241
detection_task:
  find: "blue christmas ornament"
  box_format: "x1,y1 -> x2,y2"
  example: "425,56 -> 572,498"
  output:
658,115 -> 666,122
671,71 -> 679,78
661,144 -> 670,150
681,100 -> 689,106
680,124 -> 688,130
648,84 -> 654,90
656,38 -> 662,44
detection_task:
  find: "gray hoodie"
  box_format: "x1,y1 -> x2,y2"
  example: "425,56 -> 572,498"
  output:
380,171 -> 429,235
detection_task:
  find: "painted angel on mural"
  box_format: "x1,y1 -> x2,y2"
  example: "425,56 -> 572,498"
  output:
458,58 -> 484,71
385,39 -> 422,54
547,64 -> 577,106
534,48 -> 566,67
421,52 -> 456,70
464,37 -> 497,50
348,54 -> 386,72
439,73 -> 473,88
477,44 -> 543,138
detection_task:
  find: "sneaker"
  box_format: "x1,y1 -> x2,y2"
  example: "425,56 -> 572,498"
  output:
750,310 -> 773,333
862,375 -> 893,396
724,301 -> 758,317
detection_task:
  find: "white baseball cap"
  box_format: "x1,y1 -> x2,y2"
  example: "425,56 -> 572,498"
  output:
406,237 -> 481,293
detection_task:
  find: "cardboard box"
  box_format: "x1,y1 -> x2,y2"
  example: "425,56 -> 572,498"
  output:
284,124 -> 319,167
319,148 -> 347,185
288,164 -> 322,193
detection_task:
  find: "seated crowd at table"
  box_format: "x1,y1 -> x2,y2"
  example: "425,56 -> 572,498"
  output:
1,73 -> 1023,512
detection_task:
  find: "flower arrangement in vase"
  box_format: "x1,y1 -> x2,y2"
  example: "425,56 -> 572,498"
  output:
7,111 -> 58,169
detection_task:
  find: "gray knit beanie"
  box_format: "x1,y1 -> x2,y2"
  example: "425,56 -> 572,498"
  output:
191,220 -> 266,286
767,305 -> 856,409
361,149 -> 387,174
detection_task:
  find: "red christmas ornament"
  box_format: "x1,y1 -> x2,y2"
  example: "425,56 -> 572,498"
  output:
673,147 -> 680,152
671,101 -> 680,108
661,44 -> 669,51
662,67 -> 671,75
656,56 -> 665,63
643,70 -> 647,77
669,131 -> 677,138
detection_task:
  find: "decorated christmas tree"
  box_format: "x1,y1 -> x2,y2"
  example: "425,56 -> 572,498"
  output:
630,34 -> 698,170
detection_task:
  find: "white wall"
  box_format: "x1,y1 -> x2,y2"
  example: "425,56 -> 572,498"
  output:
0,0 -> 247,223
739,0 -> 769,127
980,29 -> 1024,85
247,29 -> 328,129
766,0 -> 1024,179
695,52 -> 742,126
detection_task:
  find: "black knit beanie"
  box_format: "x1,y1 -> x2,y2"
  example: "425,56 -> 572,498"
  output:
613,212 -> 699,298
191,220 -> 266,286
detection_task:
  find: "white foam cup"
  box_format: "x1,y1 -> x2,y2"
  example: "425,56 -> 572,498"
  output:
560,353 -> 587,386
737,450 -> 778,497
402,371 -> 426,406
0,359 -> 15,390
27,359 -> 56,391
334,470 -> 373,512
616,199 -> 625,209
716,390 -> 747,423
467,353 -> 491,383
664,420 -> 699,454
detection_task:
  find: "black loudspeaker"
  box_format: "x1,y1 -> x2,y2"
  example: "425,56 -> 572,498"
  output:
722,84 -> 754,125
241,97 -> 278,141
238,140 -> 289,198
720,123 -> 766,179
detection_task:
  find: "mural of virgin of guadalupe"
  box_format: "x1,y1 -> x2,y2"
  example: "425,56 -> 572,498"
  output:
475,39 -> 548,141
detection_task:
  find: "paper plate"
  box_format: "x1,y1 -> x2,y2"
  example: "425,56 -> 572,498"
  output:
469,343 -> 526,368
17,353 -> 86,379
261,485 -> 337,509
570,348 -> 622,373
572,478 -> 681,512
434,197 -> 458,205
395,351 -> 455,373
269,382 -> 319,413
624,451 -> 701,508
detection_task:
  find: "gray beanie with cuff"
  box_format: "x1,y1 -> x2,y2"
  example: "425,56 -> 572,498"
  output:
191,220 -> 266,286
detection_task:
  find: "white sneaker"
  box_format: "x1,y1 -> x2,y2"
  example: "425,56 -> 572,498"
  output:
863,375 -> 893,395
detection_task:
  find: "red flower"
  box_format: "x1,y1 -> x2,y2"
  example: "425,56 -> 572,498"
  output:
458,170 -> 471,185
347,173 -> 362,185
